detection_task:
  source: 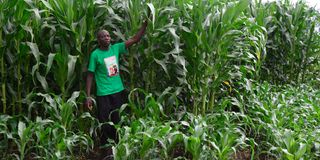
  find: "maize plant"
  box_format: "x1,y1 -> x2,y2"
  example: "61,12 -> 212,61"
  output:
0,0 -> 319,159
255,0 -> 320,84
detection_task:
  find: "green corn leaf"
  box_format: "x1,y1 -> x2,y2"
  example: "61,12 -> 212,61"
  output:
67,55 -> 78,82
146,3 -> 155,28
46,53 -> 56,75
168,27 -> 180,53
124,143 -> 131,158
36,93 -> 56,108
154,58 -> 169,76
186,136 -> 201,159
282,148 -> 294,160
67,91 -> 80,105
36,72 -> 48,92
20,25 -> 34,41
27,8 -> 41,21
18,121 -> 26,139
27,42 -> 42,62
61,103 -> 74,129
113,29 -> 126,41
140,132 -> 154,157
78,15 -> 87,44
295,143 -> 307,159
194,124 -> 203,137
40,0 -> 53,11
180,121 -> 190,127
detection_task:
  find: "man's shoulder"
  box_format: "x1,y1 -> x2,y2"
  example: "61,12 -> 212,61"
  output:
91,48 -> 101,54
90,48 -> 103,58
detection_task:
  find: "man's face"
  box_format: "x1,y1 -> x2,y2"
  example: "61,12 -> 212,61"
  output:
97,30 -> 111,47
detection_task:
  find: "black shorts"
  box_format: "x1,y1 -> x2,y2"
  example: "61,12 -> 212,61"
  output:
97,90 -> 127,120
96,90 -> 127,144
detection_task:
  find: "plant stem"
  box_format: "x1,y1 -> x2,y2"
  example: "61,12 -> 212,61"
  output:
201,91 -> 207,115
149,42 -> 154,92
16,40 -> 22,114
18,60 -> 22,114
129,48 -> 135,90
1,50 -> 6,113
12,76 -> 16,115
290,31 -> 296,83
301,22 -> 315,83
150,64 -> 155,91
209,91 -> 215,111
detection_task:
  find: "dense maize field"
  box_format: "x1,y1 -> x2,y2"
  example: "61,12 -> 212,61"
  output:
0,0 -> 319,159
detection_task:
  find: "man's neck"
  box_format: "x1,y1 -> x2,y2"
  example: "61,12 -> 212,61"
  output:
99,45 -> 109,51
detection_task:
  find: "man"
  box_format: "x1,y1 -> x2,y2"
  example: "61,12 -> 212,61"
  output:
85,20 -> 147,149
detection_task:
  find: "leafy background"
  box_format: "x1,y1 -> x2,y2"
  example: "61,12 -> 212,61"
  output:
0,0 -> 319,159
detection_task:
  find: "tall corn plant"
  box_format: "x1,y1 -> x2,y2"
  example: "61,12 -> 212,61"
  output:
105,0 -> 266,115
0,0 -> 6,113
0,0 -> 99,111
256,0 -> 320,84
118,0 -> 177,92
38,0 -> 96,98
114,0 -> 184,108
0,0 -> 41,114
174,0 -> 266,114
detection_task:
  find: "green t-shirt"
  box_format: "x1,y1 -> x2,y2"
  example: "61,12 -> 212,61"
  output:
88,42 -> 128,96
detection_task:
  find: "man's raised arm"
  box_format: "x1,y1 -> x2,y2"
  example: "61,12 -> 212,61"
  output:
125,20 -> 148,48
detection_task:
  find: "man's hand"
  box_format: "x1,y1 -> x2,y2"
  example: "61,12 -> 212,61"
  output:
84,97 -> 93,111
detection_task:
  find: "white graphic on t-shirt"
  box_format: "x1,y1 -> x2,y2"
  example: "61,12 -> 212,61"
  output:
104,56 -> 118,77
